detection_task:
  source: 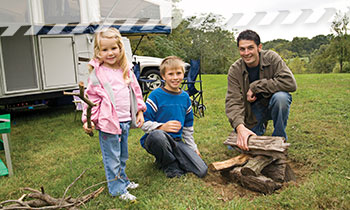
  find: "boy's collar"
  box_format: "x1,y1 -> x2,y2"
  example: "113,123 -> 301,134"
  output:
161,87 -> 182,95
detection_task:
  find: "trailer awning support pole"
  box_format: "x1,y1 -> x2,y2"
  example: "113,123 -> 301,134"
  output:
132,35 -> 145,55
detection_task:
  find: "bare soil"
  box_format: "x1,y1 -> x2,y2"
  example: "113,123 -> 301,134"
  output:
203,160 -> 311,202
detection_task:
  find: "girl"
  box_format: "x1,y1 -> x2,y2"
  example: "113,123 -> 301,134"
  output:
82,27 -> 146,201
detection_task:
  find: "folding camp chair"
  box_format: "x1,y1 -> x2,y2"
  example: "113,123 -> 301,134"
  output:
181,59 -> 205,117
72,89 -> 84,121
132,62 -> 159,101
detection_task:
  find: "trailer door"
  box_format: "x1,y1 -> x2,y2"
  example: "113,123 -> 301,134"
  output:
39,36 -> 77,90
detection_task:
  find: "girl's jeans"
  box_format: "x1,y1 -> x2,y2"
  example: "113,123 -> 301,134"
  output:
99,122 -> 131,196
251,91 -> 292,140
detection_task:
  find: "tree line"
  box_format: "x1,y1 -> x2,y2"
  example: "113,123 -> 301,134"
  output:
131,12 -> 350,74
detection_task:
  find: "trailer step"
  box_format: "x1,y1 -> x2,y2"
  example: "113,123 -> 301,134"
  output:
7,103 -> 48,112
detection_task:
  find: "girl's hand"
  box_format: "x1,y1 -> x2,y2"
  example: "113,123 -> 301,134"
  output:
136,111 -> 144,128
83,121 -> 95,134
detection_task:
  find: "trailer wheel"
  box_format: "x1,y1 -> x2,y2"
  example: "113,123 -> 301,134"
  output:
143,69 -> 162,90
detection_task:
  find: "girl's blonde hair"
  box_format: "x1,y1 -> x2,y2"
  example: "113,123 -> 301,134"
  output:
90,27 -> 129,81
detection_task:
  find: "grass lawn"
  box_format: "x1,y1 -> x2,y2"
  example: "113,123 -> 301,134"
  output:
1,73 -> 350,209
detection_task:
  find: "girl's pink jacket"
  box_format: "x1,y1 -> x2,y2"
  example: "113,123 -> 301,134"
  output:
82,59 -> 146,135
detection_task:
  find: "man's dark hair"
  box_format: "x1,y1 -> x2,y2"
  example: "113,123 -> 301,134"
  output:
236,29 -> 261,47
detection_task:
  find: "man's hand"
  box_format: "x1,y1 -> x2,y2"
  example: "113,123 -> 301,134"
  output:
159,120 -> 182,133
247,89 -> 257,103
236,124 -> 256,151
83,121 -> 95,134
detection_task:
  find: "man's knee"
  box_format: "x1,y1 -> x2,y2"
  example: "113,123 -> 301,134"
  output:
270,91 -> 292,109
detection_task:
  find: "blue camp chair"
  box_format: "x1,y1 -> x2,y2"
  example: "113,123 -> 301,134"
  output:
132,62 -> 158,101
181,59 -> 205,117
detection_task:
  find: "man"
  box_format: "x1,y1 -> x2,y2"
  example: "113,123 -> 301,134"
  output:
225,29 -> 297,151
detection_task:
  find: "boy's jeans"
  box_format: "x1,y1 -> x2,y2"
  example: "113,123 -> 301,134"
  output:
251,91 -> 292,140
144,130 -> 208,178
99,122 -> 131,196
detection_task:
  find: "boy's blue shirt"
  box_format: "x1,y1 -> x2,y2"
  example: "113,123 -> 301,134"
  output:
140,87 -> 194,148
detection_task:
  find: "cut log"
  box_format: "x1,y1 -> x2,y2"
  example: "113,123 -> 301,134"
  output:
261,159 -> 296,183
241,155 -> 273,176
284,163 -> 296,182
209,154 -> 251,171
224,131 -> 289,159
230,167 -> 282,194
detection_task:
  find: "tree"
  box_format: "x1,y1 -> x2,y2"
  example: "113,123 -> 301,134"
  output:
308,44 -> 336,73
287,57 -> 307,74
186,14 -> 238,73
330,11 -> 350,73
131,13 -> 239,74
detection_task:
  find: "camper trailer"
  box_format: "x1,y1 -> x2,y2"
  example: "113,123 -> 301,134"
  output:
0,0 -> 171,111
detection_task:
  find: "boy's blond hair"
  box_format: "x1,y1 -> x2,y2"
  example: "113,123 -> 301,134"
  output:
90,27 -> 129,81
160,56 -> 185,76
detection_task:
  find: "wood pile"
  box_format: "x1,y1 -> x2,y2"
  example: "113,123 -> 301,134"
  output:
0,169 -> 105,210
209,131 -> 296,194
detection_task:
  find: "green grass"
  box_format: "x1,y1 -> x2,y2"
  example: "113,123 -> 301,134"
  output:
1,74 -> 350,209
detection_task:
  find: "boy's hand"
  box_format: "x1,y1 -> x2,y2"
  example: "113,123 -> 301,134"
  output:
159,120 -> 181,133
195,149 -> 201,157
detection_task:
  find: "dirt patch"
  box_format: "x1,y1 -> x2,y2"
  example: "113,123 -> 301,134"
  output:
203,160 -> 312,201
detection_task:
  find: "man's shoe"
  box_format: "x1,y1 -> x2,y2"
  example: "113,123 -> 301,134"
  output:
119,191 -> 136,201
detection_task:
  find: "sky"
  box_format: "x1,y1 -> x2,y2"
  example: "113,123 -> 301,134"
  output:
177,0 -> 350,42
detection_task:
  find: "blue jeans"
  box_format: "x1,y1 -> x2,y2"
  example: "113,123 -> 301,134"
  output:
251,91 -> 292,140
144,130 -> 208,178
98,122 -> 131,196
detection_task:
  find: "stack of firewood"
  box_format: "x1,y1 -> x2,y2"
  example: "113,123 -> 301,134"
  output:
209,131 -> 296,194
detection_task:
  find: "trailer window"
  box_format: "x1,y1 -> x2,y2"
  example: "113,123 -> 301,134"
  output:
43,0 -> 81,24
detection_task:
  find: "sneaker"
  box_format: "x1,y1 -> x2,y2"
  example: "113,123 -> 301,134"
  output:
127,182 -> 139,190
164,161 -> 185,178
165,170 -> 184,178
164,167 -> 184,178
119,191 -> 136,201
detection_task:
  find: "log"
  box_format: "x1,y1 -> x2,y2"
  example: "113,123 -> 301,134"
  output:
209,154 -> 251,171
224,131 -> 289,159
241,155 -> 273,176
230,167 -> 282,194
284,163 -> 296,182
261,159 -> 296,183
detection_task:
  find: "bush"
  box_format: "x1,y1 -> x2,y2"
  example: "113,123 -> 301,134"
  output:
332,62 -> 350,73
287,57 -> 307,74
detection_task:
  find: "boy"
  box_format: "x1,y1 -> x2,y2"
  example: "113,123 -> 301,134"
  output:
140,56 -> 207,178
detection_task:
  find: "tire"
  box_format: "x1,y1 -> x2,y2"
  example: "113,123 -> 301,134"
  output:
143,69 -> 163,90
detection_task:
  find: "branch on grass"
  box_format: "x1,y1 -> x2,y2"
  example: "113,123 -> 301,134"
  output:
59,168 -> 88,206
0,169 -> 105,210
